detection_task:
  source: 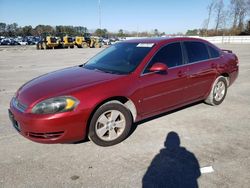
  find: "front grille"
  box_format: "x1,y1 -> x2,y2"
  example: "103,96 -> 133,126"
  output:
26,131 -> 64,139
13,98 -> 27,112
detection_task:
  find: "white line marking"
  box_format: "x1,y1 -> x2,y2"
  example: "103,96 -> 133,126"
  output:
200,166 -> 214,174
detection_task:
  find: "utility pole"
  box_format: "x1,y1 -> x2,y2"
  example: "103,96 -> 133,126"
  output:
98,0 -> 101,29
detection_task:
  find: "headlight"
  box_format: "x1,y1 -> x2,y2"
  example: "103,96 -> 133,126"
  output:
31,96 -> 79,114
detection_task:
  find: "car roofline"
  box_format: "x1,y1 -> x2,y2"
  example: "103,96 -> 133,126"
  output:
119,37 -> 213,45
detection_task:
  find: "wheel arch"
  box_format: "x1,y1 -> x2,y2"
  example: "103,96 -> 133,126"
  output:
86,96 -> 137,132
220,72 -> 230,86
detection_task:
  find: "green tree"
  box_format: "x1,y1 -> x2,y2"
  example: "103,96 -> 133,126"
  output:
34,25 -> 55,36
6,23 -> 18,36
154,29 -> 159,36
22,25 -> 33,36
95,28 -> 108,37
186,29 -> 199,36
117,29 -> 124,37
0,22 -> 7,34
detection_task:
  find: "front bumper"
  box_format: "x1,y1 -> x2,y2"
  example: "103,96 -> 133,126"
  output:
9,99 -> 88,144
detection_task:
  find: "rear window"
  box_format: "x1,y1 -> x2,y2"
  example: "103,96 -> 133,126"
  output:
208,45 -> 220,58
184,42 -> 209,63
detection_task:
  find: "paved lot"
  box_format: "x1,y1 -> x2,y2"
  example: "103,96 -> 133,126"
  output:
0,44 -> 249,188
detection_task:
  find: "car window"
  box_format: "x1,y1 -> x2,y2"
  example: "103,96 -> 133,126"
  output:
208,45 -> 220,58
184,41 -> 209,63
144,42 -> 183,73
84,42 -> 153,74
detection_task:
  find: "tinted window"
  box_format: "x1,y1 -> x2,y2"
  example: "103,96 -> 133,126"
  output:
144,43 -> 183,73
184,42 -> 209,63
84,42 -> 153,74
208,45 -> 220,58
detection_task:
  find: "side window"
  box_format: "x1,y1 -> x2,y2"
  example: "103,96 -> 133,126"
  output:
208,45 -> 220,58
144,42 -> 183,73
184,42 -> 209,63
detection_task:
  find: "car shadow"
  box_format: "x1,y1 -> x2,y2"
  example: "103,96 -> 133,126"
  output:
73,138 -> 90,144
142,132 -> 201,188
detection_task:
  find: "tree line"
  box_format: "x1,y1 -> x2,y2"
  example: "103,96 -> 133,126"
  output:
0,22 -> 166,38
0,23 -> 88,37
187,0 -> 250,36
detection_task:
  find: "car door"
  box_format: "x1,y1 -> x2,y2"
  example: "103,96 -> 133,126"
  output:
183,41 -> 217,102
136,42 -> 188,116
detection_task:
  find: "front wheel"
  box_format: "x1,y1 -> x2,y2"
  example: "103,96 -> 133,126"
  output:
205,76 -> 228,106
88,102 -> 132,146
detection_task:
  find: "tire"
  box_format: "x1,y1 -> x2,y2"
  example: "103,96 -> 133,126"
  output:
88,102 -> 132,146
205,76 -> 228,106
42,42 -> 47,50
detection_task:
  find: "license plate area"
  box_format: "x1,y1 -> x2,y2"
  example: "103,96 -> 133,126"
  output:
8,110 -> 21,132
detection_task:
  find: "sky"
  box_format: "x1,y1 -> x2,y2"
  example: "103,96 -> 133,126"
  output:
0,0 -> 231,34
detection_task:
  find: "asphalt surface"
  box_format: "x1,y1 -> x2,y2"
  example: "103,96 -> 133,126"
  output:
0,44 -> 249,188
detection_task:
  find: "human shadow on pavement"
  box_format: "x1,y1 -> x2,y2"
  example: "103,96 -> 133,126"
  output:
142,132 -> 201,188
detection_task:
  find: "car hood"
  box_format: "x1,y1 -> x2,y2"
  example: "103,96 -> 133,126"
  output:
16,66 -> 123,106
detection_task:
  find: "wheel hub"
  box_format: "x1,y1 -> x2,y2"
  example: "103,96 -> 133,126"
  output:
214,81 -> 226,102
95,110 -> 126,141
106,121 -> 115,130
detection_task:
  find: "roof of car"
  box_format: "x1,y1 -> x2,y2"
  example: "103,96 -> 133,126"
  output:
122,37 -> 207,44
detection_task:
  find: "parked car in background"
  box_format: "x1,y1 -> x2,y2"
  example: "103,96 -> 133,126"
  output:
0,38 -> 20,45
15,37 -> 27,45
9,37 -> 238,146
0,36 -> 41,46
102,38 -> 111,45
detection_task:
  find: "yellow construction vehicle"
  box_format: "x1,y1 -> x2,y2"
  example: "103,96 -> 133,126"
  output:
90,37 -> 102,48
36,36 -> 60,50
60,36 -> 74,48
75,33 -> 101,48
75,36 -> 89,48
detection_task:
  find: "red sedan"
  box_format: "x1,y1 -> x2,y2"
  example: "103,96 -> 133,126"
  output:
9,37 -> 239,146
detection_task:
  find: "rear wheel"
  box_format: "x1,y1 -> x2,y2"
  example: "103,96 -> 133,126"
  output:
88,102 -> 132,146
205,76 -> 228,105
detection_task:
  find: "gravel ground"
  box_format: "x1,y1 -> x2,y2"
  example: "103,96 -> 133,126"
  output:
0,44 -> 249,188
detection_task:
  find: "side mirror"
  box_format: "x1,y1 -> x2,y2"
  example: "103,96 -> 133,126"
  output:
149,63 -> 168,73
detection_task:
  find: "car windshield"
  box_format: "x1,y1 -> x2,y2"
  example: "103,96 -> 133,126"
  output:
83,42 -> 154,74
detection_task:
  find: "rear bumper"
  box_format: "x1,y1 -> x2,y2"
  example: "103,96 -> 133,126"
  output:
9,100 -> 88,144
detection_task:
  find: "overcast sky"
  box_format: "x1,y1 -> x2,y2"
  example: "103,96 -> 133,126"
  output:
0,0 -> 233,33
